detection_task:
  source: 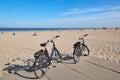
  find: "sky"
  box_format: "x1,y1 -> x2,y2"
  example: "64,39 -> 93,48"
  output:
0,0 -> 120,28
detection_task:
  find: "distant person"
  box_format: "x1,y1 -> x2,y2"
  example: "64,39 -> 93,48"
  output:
115,28 -> 118,30
58,30 -> 61,33
32,32 -> 37,36
13,32 -> 16,36
1,32 -> 3,34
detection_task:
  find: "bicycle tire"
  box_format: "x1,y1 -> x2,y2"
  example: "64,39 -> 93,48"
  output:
82,44 -> 90,56
73,46 -> 82,63
33,58 -> 48,79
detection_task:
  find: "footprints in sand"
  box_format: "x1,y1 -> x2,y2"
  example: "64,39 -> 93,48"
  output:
86,39 -> 120,63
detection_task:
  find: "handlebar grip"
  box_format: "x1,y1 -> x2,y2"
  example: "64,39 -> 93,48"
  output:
83,34 -> 88,37
47,40 -> 50,43
55,35 -> 60,38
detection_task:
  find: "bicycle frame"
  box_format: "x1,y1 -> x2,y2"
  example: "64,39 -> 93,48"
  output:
79,34 -> 88,45
39,35 -> 62,62
49,40 -> 62,59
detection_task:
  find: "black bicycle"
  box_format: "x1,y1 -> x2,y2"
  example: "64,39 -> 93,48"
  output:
73,34 -> 90,63
33,35 -> 62,78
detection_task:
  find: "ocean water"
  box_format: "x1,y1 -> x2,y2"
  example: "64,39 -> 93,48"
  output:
0,28 -> 92,31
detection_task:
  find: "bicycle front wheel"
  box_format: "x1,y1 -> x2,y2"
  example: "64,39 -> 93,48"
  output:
73,47 -> 82,63
82,44 -> 90,56
33,58 -> 47,79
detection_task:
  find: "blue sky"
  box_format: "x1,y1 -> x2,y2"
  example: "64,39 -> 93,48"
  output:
0,0 -> 120,28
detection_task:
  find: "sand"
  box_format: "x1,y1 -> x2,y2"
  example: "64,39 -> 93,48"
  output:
0,29 -> 120,80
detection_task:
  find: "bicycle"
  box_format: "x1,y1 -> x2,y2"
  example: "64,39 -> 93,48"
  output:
73,34 -> 90,63
33,35 -> 62,78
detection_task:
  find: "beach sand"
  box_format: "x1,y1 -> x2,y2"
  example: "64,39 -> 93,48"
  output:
0,29 -> 120,80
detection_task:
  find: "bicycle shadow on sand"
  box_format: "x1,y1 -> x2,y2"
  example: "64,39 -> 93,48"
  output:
61,54 -> 75,64
3,58 -> 45,79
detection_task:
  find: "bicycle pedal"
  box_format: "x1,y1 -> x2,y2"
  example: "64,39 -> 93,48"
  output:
48,67 -> 51,69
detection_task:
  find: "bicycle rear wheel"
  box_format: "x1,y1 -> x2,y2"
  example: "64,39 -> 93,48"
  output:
73,47 -> 82,63
82,44 -> 90,56
33,57 -> 47,79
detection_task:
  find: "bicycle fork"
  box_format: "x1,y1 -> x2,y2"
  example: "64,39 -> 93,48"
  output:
50,48 -> 62,60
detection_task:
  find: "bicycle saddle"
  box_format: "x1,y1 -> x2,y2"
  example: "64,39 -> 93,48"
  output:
40,43 -> 47,47
73,42 -> 81,48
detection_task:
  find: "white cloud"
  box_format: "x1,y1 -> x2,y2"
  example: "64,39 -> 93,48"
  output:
44,8 -> 120,28
60,6 -> 120,16
6,6 -> 120,28
60,8 -> 80,15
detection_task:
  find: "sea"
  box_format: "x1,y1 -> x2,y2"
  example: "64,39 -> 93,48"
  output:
0,28 -> 96,32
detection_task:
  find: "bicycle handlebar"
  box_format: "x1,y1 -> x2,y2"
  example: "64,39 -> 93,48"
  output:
50,35 -> 60,41
40,35 -> 60,47
53,35 -> 60,39
79,34 -> 88,40
83,34 -> 88,37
